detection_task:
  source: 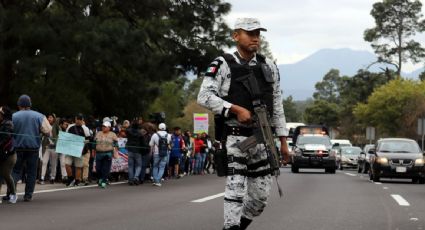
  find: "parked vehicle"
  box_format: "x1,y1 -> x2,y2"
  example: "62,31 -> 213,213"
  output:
336,146 -> 361,170
369,138 -> 425,183
357,144 -> 374,173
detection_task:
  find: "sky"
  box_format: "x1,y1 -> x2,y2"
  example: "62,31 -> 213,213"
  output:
224,0 -> 425,72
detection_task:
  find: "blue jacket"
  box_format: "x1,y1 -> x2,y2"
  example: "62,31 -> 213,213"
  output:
12,110 -> 45,149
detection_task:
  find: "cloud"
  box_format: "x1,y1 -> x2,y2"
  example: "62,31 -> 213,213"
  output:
224,0 -> 425,72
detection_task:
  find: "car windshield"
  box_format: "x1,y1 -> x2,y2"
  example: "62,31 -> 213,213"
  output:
297,136 -> 331,146
378,140 -> 421,153
341,147 -> 361,156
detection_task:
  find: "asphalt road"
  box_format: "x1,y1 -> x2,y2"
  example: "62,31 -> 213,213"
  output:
0,167 -> 424,230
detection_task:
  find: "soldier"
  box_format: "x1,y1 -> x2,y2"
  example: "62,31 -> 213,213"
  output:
197,18 -> 290,230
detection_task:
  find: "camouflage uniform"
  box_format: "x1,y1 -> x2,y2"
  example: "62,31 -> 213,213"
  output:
197,17 -> 288,230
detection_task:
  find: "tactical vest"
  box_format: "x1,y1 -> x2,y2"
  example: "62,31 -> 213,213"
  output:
222,53 -> 274,118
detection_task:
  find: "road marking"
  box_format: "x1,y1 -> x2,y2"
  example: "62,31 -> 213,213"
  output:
0,182 -> 127,197
191,192 -> 225,203
383,187 -> 388,190
410,217 -> 419,221
345,173 -> 356,177
374,182 -> 382,185
391,194 -> 410,206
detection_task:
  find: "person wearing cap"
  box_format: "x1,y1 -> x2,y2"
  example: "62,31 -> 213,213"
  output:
0,106 -> 18,203
65,114 -> 91,186
197,18 -> 290,229
11,94 -> 52,202
94,121 -> 118,188
149,123 -> 171,186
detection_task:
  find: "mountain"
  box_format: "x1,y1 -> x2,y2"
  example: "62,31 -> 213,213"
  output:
278,48 -> 423,100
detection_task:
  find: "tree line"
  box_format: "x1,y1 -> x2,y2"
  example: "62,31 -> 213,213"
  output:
0,0 -> 232,119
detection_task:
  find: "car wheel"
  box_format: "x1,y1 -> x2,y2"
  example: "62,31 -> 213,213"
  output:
412,178 -> 419,184
419,178 -> 425,184
339,164 -> 343,170
329,168 -> 336,174
291,165 -> 299,173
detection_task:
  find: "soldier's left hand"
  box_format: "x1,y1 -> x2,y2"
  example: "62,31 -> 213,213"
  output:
280,143 -> 290,165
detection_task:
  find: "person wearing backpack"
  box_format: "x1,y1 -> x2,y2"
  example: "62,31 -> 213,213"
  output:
0,106 -> 17,204
149,123 -> 171,187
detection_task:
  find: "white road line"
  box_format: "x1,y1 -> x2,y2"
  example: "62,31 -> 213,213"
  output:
0,181 -> 127,196
191,192 -> 225,203
391,194 -> 410,206
383,187 -> 388,190
345,173 -> 357,177
374,182 -> 382,185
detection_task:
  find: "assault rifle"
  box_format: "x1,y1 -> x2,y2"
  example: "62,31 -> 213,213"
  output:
235,64 -> 284,197
237,103 -> 283,197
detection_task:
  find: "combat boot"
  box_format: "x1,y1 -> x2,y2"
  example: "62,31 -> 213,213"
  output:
239,217 -> 252,230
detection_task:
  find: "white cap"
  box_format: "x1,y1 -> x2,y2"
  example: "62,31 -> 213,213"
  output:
103,117 -> 112,123
102,121 -> 111,127
234,18 -> 267,31
158,123 -> 166,130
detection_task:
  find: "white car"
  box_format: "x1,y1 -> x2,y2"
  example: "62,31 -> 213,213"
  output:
331,139 -> 352,147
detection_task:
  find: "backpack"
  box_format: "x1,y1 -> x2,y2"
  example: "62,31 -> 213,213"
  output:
0,120 -> 14,161
0,137 -> 13,161
157,133 -> 169,157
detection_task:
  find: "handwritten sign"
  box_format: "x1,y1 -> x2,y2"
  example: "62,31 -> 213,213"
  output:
55,131 -> 85,158
194,113 -> 208,134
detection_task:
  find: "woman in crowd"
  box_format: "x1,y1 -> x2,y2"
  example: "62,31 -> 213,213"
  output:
183,131 -> 193,175
192,134 -> 205,175
0,106 -> 17,203
94,121 -> 118,188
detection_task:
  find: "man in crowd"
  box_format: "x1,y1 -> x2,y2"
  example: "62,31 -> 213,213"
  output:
139,123 -> 152,183
12,95 -> 52,202
65,114 -> 90,186
126,120 -> 143,185
169,127 -> 185,178
149,123 -> 171,186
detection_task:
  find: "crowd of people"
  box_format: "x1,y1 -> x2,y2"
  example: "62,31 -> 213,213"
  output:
0,94 -> 216,203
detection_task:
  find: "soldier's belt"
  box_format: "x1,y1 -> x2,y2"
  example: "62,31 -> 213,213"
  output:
226,167 -> 272,178
225,126 -> 253,137
228,155 -> 248,165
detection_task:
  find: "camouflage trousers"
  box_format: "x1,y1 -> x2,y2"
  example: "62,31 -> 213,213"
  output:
224,135 -> 272,229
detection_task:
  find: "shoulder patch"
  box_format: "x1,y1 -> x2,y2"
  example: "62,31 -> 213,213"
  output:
205,59 -> 222,77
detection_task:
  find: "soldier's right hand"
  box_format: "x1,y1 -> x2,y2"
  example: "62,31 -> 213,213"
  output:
230,105 -> 252,124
